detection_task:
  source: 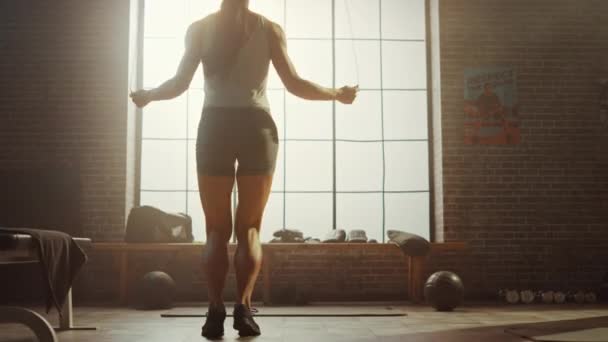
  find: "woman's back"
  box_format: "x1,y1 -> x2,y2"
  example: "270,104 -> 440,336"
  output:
198,12 -> 271,111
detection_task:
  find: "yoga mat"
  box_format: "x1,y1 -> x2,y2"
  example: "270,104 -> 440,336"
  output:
532,328 -> 608,342
505,316 -> 608,342
162,305 -> 407,317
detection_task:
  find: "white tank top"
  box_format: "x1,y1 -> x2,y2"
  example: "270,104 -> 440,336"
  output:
200,14 -> 271,111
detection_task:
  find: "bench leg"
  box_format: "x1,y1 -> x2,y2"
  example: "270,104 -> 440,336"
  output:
59,288 -> 73,329
55,288 -> 96,331
0,306 -> 58,342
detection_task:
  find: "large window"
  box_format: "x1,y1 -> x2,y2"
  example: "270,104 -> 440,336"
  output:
140,0 -> 430,242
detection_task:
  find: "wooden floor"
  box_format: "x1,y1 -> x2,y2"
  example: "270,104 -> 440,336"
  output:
1,303 -> 607,341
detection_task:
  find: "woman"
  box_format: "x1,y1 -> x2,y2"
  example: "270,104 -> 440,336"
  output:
130,0 -> 357,338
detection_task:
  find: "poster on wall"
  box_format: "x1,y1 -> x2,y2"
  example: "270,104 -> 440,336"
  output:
464,67 -> 520,145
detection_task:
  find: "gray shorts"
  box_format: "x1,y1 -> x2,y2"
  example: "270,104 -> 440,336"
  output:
196,107 -> 279,176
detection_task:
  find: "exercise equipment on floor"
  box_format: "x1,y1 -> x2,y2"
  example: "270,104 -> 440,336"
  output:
135,271 -> 176,310
499,288 -> 599,304
424,271 -> 464,311
553,291 -> 567,304
520,290 -> 535,304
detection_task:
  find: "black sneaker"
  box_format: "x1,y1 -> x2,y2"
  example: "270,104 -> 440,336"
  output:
201,306 -> 226,339
233,304 -> 261,337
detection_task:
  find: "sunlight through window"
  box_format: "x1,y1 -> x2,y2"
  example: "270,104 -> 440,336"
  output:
140,0 -> 429,242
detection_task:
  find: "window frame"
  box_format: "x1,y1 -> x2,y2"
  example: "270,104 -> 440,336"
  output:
132,0 -> 437,242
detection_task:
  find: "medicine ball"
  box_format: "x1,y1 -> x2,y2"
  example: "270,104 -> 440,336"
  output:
136,271 -> 176,310
424,271 -> 464,311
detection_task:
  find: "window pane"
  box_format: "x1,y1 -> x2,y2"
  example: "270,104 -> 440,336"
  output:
384,141 -> 428,191
140,191 -> 186,213
336,142 -> 383,192
382,41 -> 427,89
383,90 -> 428,140
385,192 -> 429,240
336,90 -> 382,140
143,38 -> 182,88
141,140 -> 187,190
261,193 -> 284,242
335,40 -> 381,89
337,193 -> 382,241
381,0 -> 426,40
285,141 -> 332,191
143,93 -> 187,139
335,0 -> 380,39
285,193 -> 332,239
144,0 -> 187,37
288,40 -> 333,87
285,93 -> 332,139
140,0 -> 431,240
285,0 -> 331,38
187,89 -> 205,139
187,191 -> 205,241
250,0 -> 285,25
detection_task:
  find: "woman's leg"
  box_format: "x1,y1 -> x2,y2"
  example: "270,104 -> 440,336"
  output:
233,174 -> 273,307
198,174 -> 235,309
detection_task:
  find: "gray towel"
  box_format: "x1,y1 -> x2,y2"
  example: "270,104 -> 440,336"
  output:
0,228 -> 87,316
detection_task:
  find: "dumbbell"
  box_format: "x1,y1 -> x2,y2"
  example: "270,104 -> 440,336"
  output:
541,290 -> 555,304
553,291 -> 567,304
505,289 -> 520,304
585,291 -> 597,304
574,291 -> 586,304
520,290 -> 535,304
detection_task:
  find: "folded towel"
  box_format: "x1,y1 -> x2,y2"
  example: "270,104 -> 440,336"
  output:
0,227 -> 87,316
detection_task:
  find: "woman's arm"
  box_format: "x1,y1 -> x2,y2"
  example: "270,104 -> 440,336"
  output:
130,23 -> 201,108
268,22 -> 357,104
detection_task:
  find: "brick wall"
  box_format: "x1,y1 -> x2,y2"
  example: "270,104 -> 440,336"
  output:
80,244 -> 473,303
438,0 -> 608,296
0,0 -> 132,240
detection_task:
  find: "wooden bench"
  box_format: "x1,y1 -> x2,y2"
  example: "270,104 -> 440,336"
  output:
0,233 -> 95,342
94,241 -> 467,304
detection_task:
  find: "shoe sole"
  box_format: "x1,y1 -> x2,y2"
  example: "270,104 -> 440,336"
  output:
201,329 -> 224,339
233,323 -> 261,337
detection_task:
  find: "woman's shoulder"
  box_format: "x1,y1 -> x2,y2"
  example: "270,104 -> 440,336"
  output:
248,11 -> 280,31
249,12 -> 283,39
188,12 -> 219,35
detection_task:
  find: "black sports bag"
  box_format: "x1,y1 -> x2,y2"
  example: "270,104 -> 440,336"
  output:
125,205 -> 193,243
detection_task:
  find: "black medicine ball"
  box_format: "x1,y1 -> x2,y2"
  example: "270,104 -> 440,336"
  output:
136,271 -> 177,310
424,271 -> 464,311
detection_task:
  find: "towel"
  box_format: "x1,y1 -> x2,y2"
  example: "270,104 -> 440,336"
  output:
0,227 -> 87,315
